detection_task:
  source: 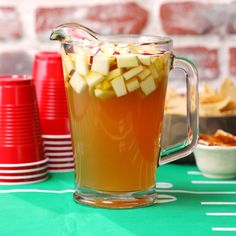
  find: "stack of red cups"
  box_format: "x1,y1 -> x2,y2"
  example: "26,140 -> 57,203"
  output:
0,75 -> 48,185
33,52 -> 74,173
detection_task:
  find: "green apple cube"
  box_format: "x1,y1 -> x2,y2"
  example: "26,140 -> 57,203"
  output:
101,44 -> 115,56
107,68 -> 124,81
153,57 -> 164,71
73,52 -> 89,76
123,65 -> 144,80
102,80 -> 112,90
86,71 -> 105,87
138,55 -> 151,66
137,68 -> 151,81
69,72 -> 87,94
91,55 -> 110,75
126,78 -> 140,93
62,55 -> 74,75
116,55 -> 139,68
149,64 -> 159,79
140,75 -> 156,95
111,76 -> 127,97
94,89 -> 115,100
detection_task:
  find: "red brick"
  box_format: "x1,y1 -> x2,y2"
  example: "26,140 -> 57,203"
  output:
0,51 -> 33,75
36,3 -> 148,40
0,7 -> 22,40
174,47 -> 219,80
229,48 -> 236,76
160,2 -> 213,35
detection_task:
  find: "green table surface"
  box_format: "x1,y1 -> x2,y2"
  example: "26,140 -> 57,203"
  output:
1,164 -> 236,236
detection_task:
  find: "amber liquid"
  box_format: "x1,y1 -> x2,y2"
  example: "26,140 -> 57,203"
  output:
65,74 -> 168,192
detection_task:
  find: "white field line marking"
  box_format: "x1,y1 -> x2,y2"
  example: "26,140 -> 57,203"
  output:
157,190 -> 236,195
207,213 -> 236,216
156,182 -> 173,189
187,171 -> 202,175
192,180 -> 236,184
212,227 -> 236,231
1,189 -> 235,195
157,194 -> 177,203
202,202 -> 236,205
0,189 -> 74,194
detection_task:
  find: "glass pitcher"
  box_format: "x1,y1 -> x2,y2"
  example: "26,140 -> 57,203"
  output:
50,23 -> 198,209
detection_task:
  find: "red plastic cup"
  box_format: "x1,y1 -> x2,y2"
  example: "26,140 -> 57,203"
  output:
0,159 -> 48,169
0,175 -> 48,185
0,168 -> 48,177
33,51 -> 71,135
0,75 -> 45,164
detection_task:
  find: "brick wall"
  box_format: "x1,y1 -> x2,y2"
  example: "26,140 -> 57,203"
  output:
0,0 -> 235,87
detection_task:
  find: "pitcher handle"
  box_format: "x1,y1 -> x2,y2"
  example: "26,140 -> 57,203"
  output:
159,56 -> 199,165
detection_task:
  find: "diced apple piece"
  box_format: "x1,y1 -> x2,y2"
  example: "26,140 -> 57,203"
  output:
73,52 -> 89,76
114,44 -> 130,55
107,68 -> 124,81
153,57 -> 164,71
137,68 -> 151,81
102,80 -> 112,90
116,55 -> 139,68
62,54 -> 74,75
89,86 -> 95,96
91,55 -> 110,75
140,75 -> 156,95
123,65 -> 143,80
61,48 -> 71,73
111,76 -> 127,97
126,78 -> 140,93
85,71 -> 105,87
61,62 -> 69,81
138,55 -> 151,66
143,45 -> 160,55
149,64 -> 159,79
96,83 -> 102,89
94,89 -> 115,100
69,72 -> 87,94
101,44 -> 115,56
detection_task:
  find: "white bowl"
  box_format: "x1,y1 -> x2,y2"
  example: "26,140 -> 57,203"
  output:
194,144 -> 236,179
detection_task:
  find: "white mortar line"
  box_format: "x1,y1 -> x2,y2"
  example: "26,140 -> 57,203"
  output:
187,171 -> 202,175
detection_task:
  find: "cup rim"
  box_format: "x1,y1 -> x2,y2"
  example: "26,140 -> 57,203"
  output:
48,158 -> 74,162
0,158 -> 48,168
0,175 -> 48,185
43,140 -> 72,145
0,75 -> 33,85
35,51 -> 61,61
44,146 -> 72,151
0,172 -> 48,180
0,165 -> 47,173
48,168 -> 74,173
42,134 -> 71,139
45,152 -> 73,157
48,163 -> 74,168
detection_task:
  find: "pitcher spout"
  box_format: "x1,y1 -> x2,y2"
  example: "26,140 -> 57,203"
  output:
50,23 -> 99,43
